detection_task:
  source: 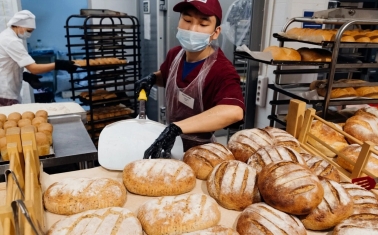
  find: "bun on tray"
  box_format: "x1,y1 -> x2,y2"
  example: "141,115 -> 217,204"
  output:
263,46 -> 301,61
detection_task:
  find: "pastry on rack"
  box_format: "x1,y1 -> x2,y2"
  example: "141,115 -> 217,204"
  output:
263,46 -> 301,61
297,47 -> 332,62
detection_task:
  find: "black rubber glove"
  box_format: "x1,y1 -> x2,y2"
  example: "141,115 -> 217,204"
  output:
143,123 -> 183,159
23,72 -> 43,89
135,73 -> 156,97
55,60 -> 78,73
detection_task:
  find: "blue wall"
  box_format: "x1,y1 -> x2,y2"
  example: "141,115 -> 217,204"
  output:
21,0 -> 87,53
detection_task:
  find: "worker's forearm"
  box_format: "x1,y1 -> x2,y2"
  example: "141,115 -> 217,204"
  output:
25,63 -> 55,74
154,70 -> 164,87
174,105 -> 244,134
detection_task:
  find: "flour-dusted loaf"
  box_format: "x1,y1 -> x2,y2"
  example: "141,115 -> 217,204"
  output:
344,111 -> 378,144
43,178 -> 126,215
333,213 -> 378,234
182,225 -> 239,235
263,126 -> 301,151
341,182 -> 378,215
247,146 -> 305,174
123,159 -> 195,196
336,144 -> 378,175
236,202 -> 307,235
258,161 -> 324,215
299,177 -> 354,230
301,153 -> 340,182
47,207 -> 142,235
183,143 -> 235,180
207,160 -> 259,211
137,193 -> 220,235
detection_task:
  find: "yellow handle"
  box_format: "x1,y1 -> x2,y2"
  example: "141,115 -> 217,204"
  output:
138,89 -> 147,101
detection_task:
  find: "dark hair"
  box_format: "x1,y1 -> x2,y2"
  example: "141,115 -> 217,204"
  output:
181,6 -> 221,30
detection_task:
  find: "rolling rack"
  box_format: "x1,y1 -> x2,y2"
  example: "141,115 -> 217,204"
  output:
235,8 -> 378,127
65,9 -> 141,144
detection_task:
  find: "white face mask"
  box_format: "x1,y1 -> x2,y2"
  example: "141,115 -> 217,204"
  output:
17,28 -> 31,39
176,28 -> 214,52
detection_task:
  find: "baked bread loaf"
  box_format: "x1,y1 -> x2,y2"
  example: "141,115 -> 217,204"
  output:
21,111 -> 35,121
301,153 -> 340,182
0,137 -> 7,159
43,177 -> 127,215
355,86 -> 378,98
247,145 -> 306,174
344,110 -> 378,144
0,114 -> 6,123
182,225 -> 239,235
123,159 -> 195,196
207,160 -> 259,210
7,112 -> 21,122
236,202 -> 307,235
35,110 -> 48,119
3,120 -> 17,130
297,47 -> 332,62
341,182 -> 378,215
263,46 -> 301,61
336,144 -> 378,176
299,177 -> 354,230
47,207 -> 142,235
308,120 -> 349,157
32,116 -> 47,128
263,126 -> 301,151
17,119 -> 31,128
333,213 -> 378,234
183,142 -> 235,180
35,132 -> 50,156
0,129 -> 5,138
258,160 -> 324,215
137,193 -> 220,235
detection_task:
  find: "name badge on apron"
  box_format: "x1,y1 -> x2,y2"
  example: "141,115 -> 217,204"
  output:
178,91 -> 195,109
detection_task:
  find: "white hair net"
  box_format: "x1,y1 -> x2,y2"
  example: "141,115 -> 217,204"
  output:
7,10 -> 36,29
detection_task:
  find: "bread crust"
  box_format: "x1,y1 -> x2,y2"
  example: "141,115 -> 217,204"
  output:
301,153 -> 340,182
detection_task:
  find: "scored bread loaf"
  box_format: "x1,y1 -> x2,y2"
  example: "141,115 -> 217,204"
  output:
123,159 -> 196,196
207,160 -> 259,211
263,46 -> 301,61
137,193 -> 220,235
236,202 -> 307,235
301,153 -> 340,182
247,145 -> 306,174
344,110 -> 378,144
341,182 -> 378,215
258,161 -> 324,215
47,207 -> 142,235
333,213 -> 378,234
263,126 -> 301,151
183,143 -> 235,180
299,177 -> 354,230
182,225 -> 239,235
43,178 -> 126,215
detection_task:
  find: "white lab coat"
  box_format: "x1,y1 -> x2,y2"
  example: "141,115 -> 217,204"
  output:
0,27 -> 35,101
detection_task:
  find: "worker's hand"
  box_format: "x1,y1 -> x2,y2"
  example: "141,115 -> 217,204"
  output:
135,73 -> 156,97
143,123 -> 182,159
55,60 -> 78,73
22,72 -> 43,89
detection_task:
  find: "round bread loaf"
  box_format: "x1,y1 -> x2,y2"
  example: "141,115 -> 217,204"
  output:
3,120 -> 17,130
227,128 -> 275,162
32,116 -> 47,128
182,225 -> 239,235
18,119 -> 31,128
258,161 -> 324,215
123,159 -> 195,196
21,111 -> 35,121
301,153 -> 340,182
333,213 -> 378,234
0,114 -> 6,123
207,160 -> 259,211
7,112 -> 21,122
344,112 -> 378,144
341,182 -> 378,215
35,110 -> 48,119
336,144 -> 378,175
137,194 -> 220,235
236,202 -> 307,235
43,177 -> 126,215
299,177 -> 354,230
263,126 -> 301,150
183,142 -> 235,180
38,122 -> 53,134
247,145 -> 306,174
47,207 -> 142,235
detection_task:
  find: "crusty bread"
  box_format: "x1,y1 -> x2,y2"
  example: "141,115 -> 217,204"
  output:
333,213 -> 378,234
137,194 -> 220,235
344,112 -> 378,144
183,143 -> 235,180
341,182 -> 378,215
247,145 -> 306,174
123,159 -> 195,196
43,177 -> 127,215
47,207 -> 142,235
301,153 -> 340,182
355,86 -> 378,98
299,177 -> 354,230
297,47 -> 332,62
263,126 -> 301,151
263,46 -> 301,61
258,161 -> 324,215
308,120 -> 349,157
207,160 -> 259,211
236,202 -> 307,235
182,225 -> 239,235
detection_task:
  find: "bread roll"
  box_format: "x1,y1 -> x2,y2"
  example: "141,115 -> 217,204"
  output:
340,35 -> 356,42
43,177 -> 127,215
308,120 -> 349,157
137,194 -> 220,235
227,128 -> 275,162
183,143 -> 235,180
297,47 -> 332,62
344,112 -> 378,144
47,207 -> 142,235
182,225 -> 239,235
317,86 -> 358,98
236,202 -> 307,235
371,35 -> 378,43
21,111 -> 35,121
38,122 -> 53,134
0,121 -> 2,129
35,132 -> 50,156
123,159 -> 195,196
0,129 -> 5,139
247,146 -> 306,174
207,160 -> 259,211
355,35 -> 371,42
263,46 -> 301,61
333,213 -> 378,234
263,126 -> 300,150
0,114 -> 6,123
301,153 -> 340,182
17,119 -> 31,128
3,120 -> 17,130
341,182 -> 378,215
35,110 -> 48,119
7,112 -> 21,122
258,161 -> 324,215
355,86 -> 378,98
31,116 -> 47,128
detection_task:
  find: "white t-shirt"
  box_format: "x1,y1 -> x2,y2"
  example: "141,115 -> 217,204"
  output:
0,27 -> 35,101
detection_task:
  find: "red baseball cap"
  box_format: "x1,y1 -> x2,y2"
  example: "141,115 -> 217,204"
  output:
173,0 -> 222,22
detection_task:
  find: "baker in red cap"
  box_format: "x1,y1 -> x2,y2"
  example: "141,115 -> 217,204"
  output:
136,0 -> 245,158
